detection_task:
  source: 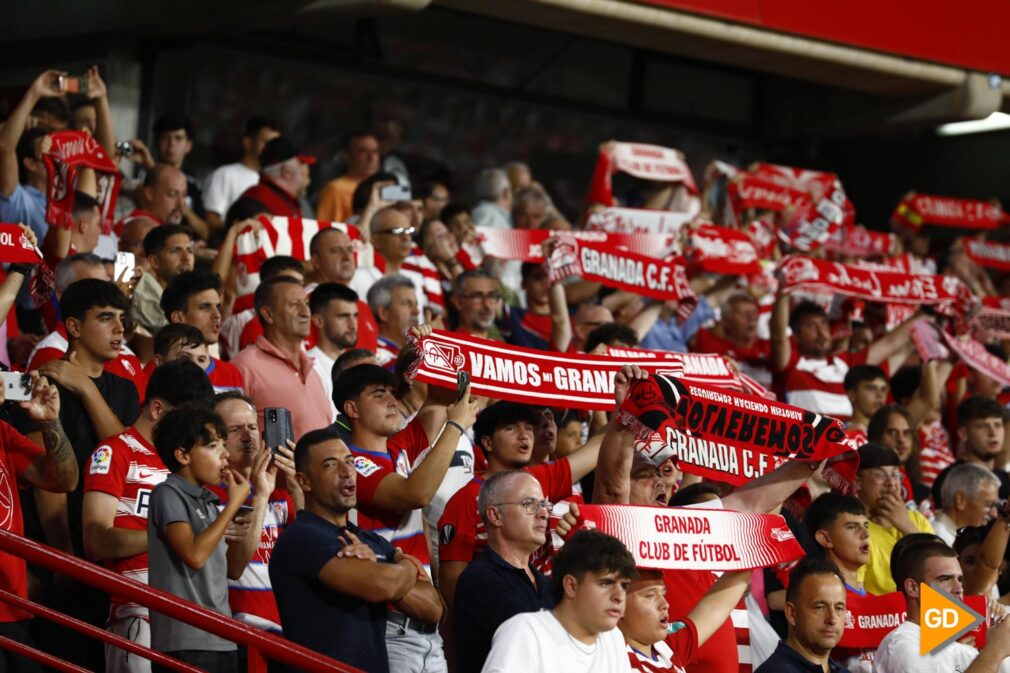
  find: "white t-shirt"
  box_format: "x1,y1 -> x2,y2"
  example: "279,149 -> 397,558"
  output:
203,162 -> 259,216
307,346 -> 337,420
482,610 -> 630,673
424,431 -> 479,576
874,620 -> 1010,673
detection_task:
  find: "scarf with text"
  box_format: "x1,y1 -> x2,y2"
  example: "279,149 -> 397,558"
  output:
0,223 -> 54,304
970,307 -> 1010,341
617,374 -> 857,490
837,591 -> 987,649
565,505 -> 804,571
776,255 -> 974,314
825,224 -> 898,259
687,224 -> 761,276
964,237 -> 1010,271
893,193 -> 1007,232
407,330 -> 767,411
233,215 -> 364,312
475,226 -> 678,263
604,345 -> 773,400
546,235 -> 694,302
584,206 -> 694,235
942,331 -> 1010,388
586,142 -> 698,208
42,131 -> 121,233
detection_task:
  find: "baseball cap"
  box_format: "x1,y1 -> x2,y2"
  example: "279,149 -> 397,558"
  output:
260,136 -> 316,168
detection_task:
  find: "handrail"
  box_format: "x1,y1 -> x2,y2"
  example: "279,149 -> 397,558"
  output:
0,529 -> 363,673
0,636 -> 90,673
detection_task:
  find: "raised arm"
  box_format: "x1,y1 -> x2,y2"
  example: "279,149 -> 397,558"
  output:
164,470 -> 249,570
685,570 -> 750,646
84,67 -> 115,156
19,375 -> 78,492
905,358 -> 953,429
0,70 -> 64,197
592,424 -> 635,504
720,459 -> 819,514
769,292 -> 791,372
866,312 -> 927,366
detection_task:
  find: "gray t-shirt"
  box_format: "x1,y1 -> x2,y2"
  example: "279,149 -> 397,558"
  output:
148,473 -> 235,652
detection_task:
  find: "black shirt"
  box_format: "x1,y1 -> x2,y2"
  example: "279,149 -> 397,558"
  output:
931,459 -> 1010,508
270,513 -> 396,673
755,640 -> 851,673
453,545 -> 554,673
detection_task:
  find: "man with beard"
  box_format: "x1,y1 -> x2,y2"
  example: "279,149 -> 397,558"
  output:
160,271 -> 244,393
231,277 -> 332,437
270,429 -> 429,673
450,270 -> 501,341
307,227 -> 379,352
308,283 -> 362,418
932,395 -> 1010,503
843,365 -> 889,441
130,224 -> 195,336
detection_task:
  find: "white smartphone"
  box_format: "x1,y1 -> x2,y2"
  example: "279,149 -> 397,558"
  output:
380,184 -> 412,202
0,372 -> 32,402
114,252 -> 136,282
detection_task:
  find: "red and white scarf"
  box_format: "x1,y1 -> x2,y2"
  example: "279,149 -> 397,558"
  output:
942,331 -> 1010,388
407,330 -> 767,411
617,374 -> 857,490
776,255 -> 974,312
604,345 -> 773,399
687,224 -> 761,276
563,504 -> 804,571
893,193 -> 1007,231
837,592 -> 987,649
546,235 -> 694,302
964,237 -> 1010,271
0,223 -> 54,304
585,207 -> 694,235
586,142 -> 698,207
42,131 -> 121,233
970,307 -> 1010,341
825,224 -> 897,259
233,215 -> 365,312
475,226 -> 678,263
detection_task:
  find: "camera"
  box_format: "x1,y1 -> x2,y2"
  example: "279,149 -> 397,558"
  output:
115,141 -> 134,157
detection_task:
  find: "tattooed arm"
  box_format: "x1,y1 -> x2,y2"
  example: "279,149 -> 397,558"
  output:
19,374 -> 78,492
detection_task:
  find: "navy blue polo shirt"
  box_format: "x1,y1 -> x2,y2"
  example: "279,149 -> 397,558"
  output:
453,545 -> 554,673
269,512 -> 396,673
754,640 -> 851,673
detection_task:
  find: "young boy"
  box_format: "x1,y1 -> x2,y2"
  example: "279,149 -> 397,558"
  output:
147,406 -> 255,673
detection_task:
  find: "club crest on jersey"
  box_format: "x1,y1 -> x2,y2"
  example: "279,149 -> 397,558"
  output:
90,446 -> 113,475
353,456 -> 380,477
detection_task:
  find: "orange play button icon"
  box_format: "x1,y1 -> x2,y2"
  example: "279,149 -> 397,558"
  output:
919,583 -> 984,655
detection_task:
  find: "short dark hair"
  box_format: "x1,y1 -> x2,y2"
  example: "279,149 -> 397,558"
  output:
843,364 -> 887,392
414,180 -> 443,201
331,364 -> 398,417
892,539 -> 957,597
439,202 -> 470,223
957,395 -> 1005,427
343,130 -> 375,151
254,276 -> 302,327
259,255 -> 304,281
584,323 -> 639,354
143,223 -> 194,257
153,114 -> 193,139
889,366 -> 921,405
804,492 -> 866,539
145,359 -> 214,409
32,97 -> 69,125
351,171 -> 399,215
889,533 -> 943,590
332,348 -> 376,381
73,191 -> 100,218
310,283 -> 358,315
520,262 -> 546,282
451,268 -> 496,297
856,442 -> 901,471
785,557 -> 845,604
668,482 -> 723,507
60,279 -> 129,325
160,271 -> 221,318
16,128 -> 47,184
551,530 -> 636,604
309,227 -> 348,256
243,115 -> 279,138
789,301 -> 827,333
294,427 -> 343,473
473,402 -> 543,454
153,323 -> 204,359
153,406 -> 226,473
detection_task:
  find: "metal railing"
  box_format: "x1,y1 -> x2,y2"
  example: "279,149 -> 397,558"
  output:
0,529 -> 362,673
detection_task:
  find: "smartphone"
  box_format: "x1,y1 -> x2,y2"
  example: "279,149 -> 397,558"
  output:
380,184 -> 412,202
264,407 -> 294,453
456,370 -> 471,403
114,252 -> 135,282
235,505 -> 255,519
115,141 -> 134,158
58,76 -> 88,95
0,372 -> 32,402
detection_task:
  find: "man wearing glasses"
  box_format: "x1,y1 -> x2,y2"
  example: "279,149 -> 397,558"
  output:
450,269 -> 503,341
852,443 -> 935,595
453,470 -> 555,672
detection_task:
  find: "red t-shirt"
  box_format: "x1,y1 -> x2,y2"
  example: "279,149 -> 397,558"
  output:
0,421 -> 46,622
437,459 -> 573,569
692,329 -> 770,366
82,427 -> 169,620
206,357 -> 245,393
775,342 -> 867,420
663,569 -> 738,673
349,419 -> 432,569
627,617 -> 698,673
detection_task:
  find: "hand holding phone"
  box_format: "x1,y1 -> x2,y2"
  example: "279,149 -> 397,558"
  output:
456,370 -> 471,403
380,184 -> 412,202
0,372 -> 33,402
58,76 -> 89,95
264,408 -> 294,453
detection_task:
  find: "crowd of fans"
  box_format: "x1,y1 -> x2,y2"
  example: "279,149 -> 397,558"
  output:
0,65 -> 1009,673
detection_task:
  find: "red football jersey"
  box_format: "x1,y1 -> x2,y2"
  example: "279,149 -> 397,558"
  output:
664,569 -> 738,673
0,421 -> 44,622
82,427 -> 169,620
627,617 -> 697,673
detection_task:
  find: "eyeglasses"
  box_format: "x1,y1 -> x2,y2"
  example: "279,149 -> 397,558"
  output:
460,291 -> 502,302
374,226 -> 416,237
493,497 -> 552,515
864,468 -> 903,483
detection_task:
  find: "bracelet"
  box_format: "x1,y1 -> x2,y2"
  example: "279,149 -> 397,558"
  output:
445,420 -> 465,435
8,263 -> 32,275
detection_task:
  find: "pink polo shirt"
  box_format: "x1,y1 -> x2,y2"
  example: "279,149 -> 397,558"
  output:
231,335 -> 334,439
